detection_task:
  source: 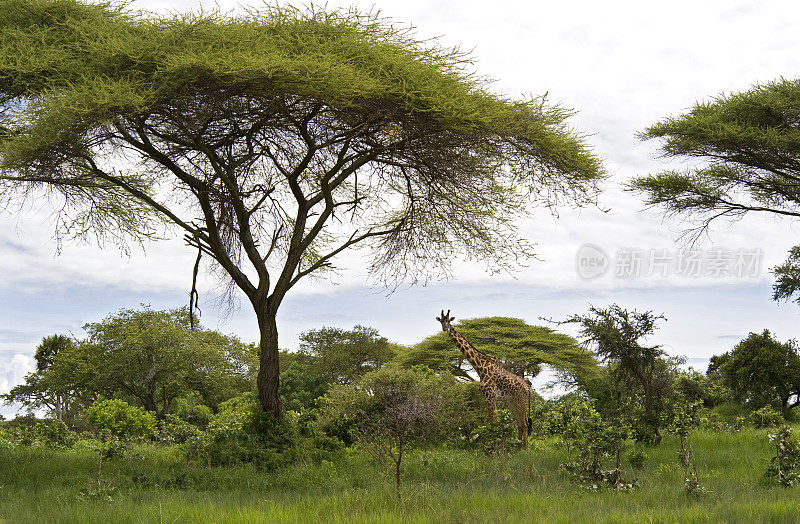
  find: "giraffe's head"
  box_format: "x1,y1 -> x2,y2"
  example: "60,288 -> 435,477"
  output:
435,309 -> 455,331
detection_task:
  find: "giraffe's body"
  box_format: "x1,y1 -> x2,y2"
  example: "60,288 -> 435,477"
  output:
436,310 -> 532,447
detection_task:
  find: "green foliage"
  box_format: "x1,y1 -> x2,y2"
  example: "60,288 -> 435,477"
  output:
468,409 -> 517,455
751,406 -> 785,428
318,365 -> 461,486
0,416 -> 76,448
670,397 -> 703,440
186,393 -> 336,469
628,445 -> 648,471
299,326 -> 396,385
669,396 -> 705,495
51,306 -> 254,418
766,426 -> 800,487
171,398 -> 212,430
676,367 -> 730,408
34,334 -> 74,372
158,414 -> 203,445
630,78 -> 800,243
279,326 -> 398,413
0,0 -> 603,416
279,350 -> 331,412
85,399 -> 156,440
714,330 -> 800,412
773,246 -> 800,305
553,397 -> 636,490
1,334 -> 84,422
564,305 -> 676,444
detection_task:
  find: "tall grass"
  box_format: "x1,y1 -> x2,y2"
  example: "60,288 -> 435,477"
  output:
1,428 -> 797,523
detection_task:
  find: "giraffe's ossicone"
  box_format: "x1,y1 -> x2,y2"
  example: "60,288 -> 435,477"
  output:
436,309 -> 532,448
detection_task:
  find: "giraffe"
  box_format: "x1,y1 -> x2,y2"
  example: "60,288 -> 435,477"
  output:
436,310 -> 532,447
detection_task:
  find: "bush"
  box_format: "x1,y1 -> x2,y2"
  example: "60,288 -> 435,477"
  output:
172,398 -> 213,429
188,393 -> 310,469
0,417 -> 76,448
766,426 -> 800,487
317,365 -> 459,487
85,399 -> 156,440
159,414 -> 203,444
468,409 -> 517,455
751,406 -> 784,428
628,445 -> 648,471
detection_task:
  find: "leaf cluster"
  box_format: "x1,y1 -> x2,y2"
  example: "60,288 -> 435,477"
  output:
630,78 -> 800,240
713,330 -> 800,411
0,0 -> 603,289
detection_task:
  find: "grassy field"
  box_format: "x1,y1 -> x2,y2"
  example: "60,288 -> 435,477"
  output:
1,427 -> 798,523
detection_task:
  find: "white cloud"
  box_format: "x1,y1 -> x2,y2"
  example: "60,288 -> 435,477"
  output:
0,353 -> 35,418
0,353 -> 33,394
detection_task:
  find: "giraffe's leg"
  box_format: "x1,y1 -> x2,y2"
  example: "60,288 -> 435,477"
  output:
479,382 -> 497,422
511,396 -> 528,448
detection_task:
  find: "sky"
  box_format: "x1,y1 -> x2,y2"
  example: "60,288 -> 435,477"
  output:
3,0 -> 800,415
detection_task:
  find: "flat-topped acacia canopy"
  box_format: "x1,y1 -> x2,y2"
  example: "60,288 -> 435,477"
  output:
0,0 -> 604,415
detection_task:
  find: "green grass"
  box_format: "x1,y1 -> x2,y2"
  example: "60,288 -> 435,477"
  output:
1,428 -> 798,523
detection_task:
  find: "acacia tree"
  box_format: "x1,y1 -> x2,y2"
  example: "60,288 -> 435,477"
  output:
631,78 -> 800,235
561,305 -> 676,444
0,0 -> 603,415
401,316 -> 598,384
629,78 -> 800,301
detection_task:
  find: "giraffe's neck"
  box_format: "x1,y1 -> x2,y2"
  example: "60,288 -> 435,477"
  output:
447,326 -> 491,378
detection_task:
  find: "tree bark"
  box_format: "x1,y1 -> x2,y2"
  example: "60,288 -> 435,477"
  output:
256,308 -> 282,416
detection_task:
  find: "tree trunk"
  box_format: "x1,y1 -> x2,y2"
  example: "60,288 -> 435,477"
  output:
143,395 -> 159,418
55,394 -> 63,421
256,308 -> 282,416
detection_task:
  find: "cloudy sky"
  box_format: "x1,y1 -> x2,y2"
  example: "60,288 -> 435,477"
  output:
3,0 -> 800,415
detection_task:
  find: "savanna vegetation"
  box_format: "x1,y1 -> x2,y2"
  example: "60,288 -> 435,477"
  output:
4,1 -> 800,522
4,304 -> 800,522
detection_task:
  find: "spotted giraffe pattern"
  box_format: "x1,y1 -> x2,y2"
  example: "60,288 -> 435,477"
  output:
436,310 -> 532,448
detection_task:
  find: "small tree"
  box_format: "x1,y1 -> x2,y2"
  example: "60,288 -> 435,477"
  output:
766,426 -> 800,487
561,305 -> 675,444
669,396 -> 703,494
555,397 -> 635,490
713,330 -> 800,412
319,366 -> 455,488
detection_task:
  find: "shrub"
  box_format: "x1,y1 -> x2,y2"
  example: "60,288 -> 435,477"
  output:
751,406 -> 784,428
159,414 -> 203,444
468,409 -> 517,455
766,426 -> 800,487
628,445 -> 648,471
189,393 -> 306,469
172,398 -> 213,429
552,398 -> 636,490
318,365 -> 457,487
0,417 -> 76,448
85,399 -> 156,440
